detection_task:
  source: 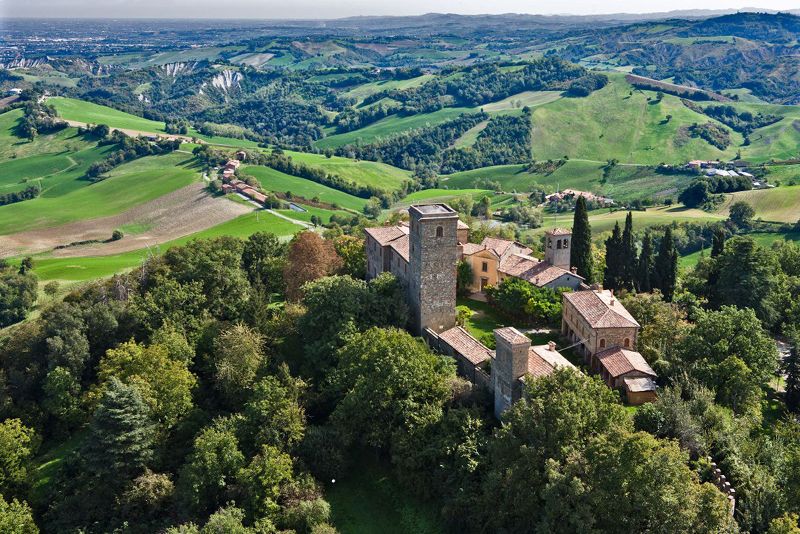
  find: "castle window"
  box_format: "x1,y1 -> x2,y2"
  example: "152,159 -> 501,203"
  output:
624,338 -> 630,348
481,261 -> 488,273
563,240 -> 569,249
436,226 -> 443,237
557,239 -> 563,249
599,338 -> 606,349
547,238 -> 552,249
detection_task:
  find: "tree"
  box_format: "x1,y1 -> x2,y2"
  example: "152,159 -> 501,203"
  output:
241,232 -> 286,295
239,444 -> 294,521
729,200 -> 755,229
476,195 -> 492,218
333,235 -> 366,279
603,222 -> 624,291
570,196 -> 593,282
653,227 -> 678,301
769,513 -> 800,534
786,337 -> 800,413
0,494 -> 37,534
0,269 -> 38,327
178,418 -> 245,515
42,367 -> 84,435
0,419 -> 37,495
711,226 -> 726,257
82,378 -> 155,485
620,212 -> 636,289
635,231 -> 654,292
211,323 -> 266,407
330,327 -> 454,448
94,340 -> 196,432
284,232 -> 343,301
456,260 -> 474,297
242,370 -> 306,454
679,306 -> 778,413
132,277 -> 208,342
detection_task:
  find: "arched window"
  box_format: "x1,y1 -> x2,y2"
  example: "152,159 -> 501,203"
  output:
599,339 -> 606,349
624,338 -> 630,348
436,226 -> 443,237
556,239 -> 562,249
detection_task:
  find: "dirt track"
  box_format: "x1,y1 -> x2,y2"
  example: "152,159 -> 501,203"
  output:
0,182 -> 252,258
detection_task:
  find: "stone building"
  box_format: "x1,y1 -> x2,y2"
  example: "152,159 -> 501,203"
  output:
364,204 -> 459,335
460,228 -> 584,294
561,288 -> 657,403
492,326 -> 575,417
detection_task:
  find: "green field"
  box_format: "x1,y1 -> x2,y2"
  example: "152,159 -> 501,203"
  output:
529,205 -> 723,238
315,107 -> 478,149
0,152 -> 199,234
284,150 -> 411,192
49,97 -> 260,148
275,203 -> 351,224
395,188 -> 491,207
327,453 -> 445,534
32,210 -> 302,282
481,90 -> 563,112
716,185 -> 800,223
342,75 -> 435,103
242,165 -> 368,211
530,73 -> 742,164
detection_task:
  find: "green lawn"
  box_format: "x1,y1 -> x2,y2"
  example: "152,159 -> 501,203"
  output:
242,165 -> 368,211
395,188 -> 491,207
327,452 -> 446,534
275,203 -> 350,224
457,296 -> 508,344
32,210 -> 302,282
0,152 -> 199,234
284,150 -> 412,193
530,73 -> 742,164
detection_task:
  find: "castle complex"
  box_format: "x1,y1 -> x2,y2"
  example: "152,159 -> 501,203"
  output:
364,203 -> 657,417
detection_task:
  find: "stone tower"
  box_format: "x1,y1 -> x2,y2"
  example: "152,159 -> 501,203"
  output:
408,204 -> 459,336
493,327 -> 531,417
545,228 -> 572,270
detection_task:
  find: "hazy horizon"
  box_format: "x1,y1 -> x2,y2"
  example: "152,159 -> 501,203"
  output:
1,0 -> 798,20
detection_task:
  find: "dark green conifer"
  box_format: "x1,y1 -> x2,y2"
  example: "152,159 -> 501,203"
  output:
636,231 -> 654,293
570,196 -> 593,283
603,222 -> 624,291
711,226 -> 726,257
621,211 -> 636,289
653,227 -> 678,301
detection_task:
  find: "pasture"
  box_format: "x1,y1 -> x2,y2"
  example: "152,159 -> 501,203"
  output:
716,184 -> 800,223
242,165 -> 368,211
284,150 -> 412,192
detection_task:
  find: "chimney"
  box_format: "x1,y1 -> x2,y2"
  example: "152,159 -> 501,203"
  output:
548,341 -> 556,351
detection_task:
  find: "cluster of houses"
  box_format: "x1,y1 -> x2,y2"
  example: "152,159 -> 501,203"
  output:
364,203 -> 658,419
686,160 -> 771,189
218,152 -> 271,206
544,188 -> 614,207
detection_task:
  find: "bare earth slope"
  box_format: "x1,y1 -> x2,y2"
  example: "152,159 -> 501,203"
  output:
0,182 -> 251,257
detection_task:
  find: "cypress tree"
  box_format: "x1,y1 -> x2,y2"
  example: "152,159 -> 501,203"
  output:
603,222 -> 624,291
621,211 -> 636,289
82,378 -> 154,485
711,226 -> 726,257
570,196 -> 593,283
654,227 -> 678,301
786,336 -> 800,413
636,231 -> 654,293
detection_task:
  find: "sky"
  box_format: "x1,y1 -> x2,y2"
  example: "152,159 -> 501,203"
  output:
1,0 -> 798,19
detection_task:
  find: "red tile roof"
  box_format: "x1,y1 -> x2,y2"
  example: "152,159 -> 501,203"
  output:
563,290 -> 639,328
499,254 -> 582,287
596,347 -> 656,378
439,326 -> 493,366
389,235 -> 409,262
461,242 -> 488,256
526,344 -> 576,377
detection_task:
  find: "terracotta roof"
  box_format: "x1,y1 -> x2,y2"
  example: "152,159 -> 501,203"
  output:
547,227 -> 572,236
563,290 -> 639,328
364,226 -> 407,246
624,376 -> 657,392
596,347 -> 656,378
523,343 -> 575,378
439,326 -> 493,366
389,235 -> 409,262
461,243 -> 487,256
481,237 -> 516,258
499,254 -> 583,287
495,327 -> 530,346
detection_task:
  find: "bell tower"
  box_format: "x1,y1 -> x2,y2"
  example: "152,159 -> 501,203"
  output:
545,228 -> 572,270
